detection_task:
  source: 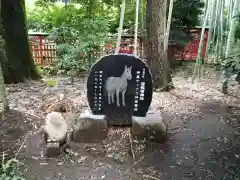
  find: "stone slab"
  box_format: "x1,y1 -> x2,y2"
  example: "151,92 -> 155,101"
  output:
72,111 -> 108,143
131,113 -> 168,143
86,54 -> 153,125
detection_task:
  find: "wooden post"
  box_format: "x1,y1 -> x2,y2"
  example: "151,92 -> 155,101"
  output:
39,35 -> 44,65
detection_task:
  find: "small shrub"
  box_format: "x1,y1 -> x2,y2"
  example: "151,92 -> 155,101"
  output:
0,157 -> 25,180
35,63 -> 58,76
27,1 -> 111,75
221,42 -> 240,75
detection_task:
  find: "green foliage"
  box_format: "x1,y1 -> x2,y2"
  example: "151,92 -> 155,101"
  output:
0,157 -> 25,180
35,64 -> 58,75
28,0 -> 204,34
27,1 -> 117,32
222,42 -> 240,74
0,15 -> 7,71
0,36 -> 7,66
26,0 -> 204,75
56,44 -> 90,74
172,0 -> 205,28
27,1 -> 111,74
235,24 -> 240,40
0,34 -> 10,84
235,17 -> 240,40
52,17 -> 110,75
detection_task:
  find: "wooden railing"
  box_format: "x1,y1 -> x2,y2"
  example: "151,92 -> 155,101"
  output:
29,36 -> 57,65
28,29 -> 208,66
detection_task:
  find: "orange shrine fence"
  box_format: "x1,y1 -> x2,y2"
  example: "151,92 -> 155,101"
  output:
29,35 -> 57,65
29,34 -> 143,66
29,28 -> 208,66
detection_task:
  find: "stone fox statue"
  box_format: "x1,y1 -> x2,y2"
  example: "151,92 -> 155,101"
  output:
105,65 -> 132,107
43,112 -> 68,147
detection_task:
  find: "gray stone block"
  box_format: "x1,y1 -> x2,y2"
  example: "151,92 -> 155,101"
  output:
131,114 -> 167,143
45,142 -> 61,157
72,111 -> 108,143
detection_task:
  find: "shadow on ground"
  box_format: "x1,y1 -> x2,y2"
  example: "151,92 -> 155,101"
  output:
3,99 -> 236,180
0,109 -> 41,156
141,101 -> 240,180
0,75 -> 239,180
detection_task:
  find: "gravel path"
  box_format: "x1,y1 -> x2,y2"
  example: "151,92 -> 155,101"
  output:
0,68 -> 239,180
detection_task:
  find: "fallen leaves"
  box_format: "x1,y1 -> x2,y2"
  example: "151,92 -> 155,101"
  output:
40,93 -> 75,114
0,69 -> 239,180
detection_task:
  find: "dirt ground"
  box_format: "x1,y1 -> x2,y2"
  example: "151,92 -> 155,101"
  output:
0,67 -> 239,180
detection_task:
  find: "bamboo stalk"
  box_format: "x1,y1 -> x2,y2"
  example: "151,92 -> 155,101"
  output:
222,0 -> 240,94
204,0 -> 217,63
224,0 -> 233,51
164,0 -> 174,52
115,0 -> 126,55
226,0 -> 233,29
213,0 -> 221,63
134,0 -> 140,57
219,0 -> 225,59
192,0 -> 210,82
225,0 -> 240,58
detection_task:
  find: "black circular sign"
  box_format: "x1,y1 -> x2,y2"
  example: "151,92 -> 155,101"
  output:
87,54 -> 153,119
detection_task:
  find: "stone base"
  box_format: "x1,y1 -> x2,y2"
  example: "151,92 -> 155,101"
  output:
131,114 -> 168,143
221,73 -> 240,94
44,128 -> 67,157
45,142 -> 61,157
72,111 -> 108,143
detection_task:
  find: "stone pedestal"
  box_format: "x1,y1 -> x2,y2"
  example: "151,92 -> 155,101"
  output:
131,114 -> 167,143
45,142 -> 61,157
72,111 -> 108,143
221,72 -> 240,94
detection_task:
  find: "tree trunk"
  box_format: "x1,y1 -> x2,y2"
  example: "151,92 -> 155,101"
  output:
225,0 -> 233,51
140,0 -> 145,34
226,0 -> 232,29
219,0 -> 225,59
140,0 -> 145,58
212,1 -> 218,43
145,0 -> 172,91
222,0 -> 240,94
0,0 -> 9,111
204,0 -> 217,63
1,0 -> 40,84
164,0 -> 167,31
115,0 -> 126,54
203,0 -> 209,25
133,0 -> 139,57
164,0 -> 174,79
225,0 -> 240,58
213,0 -> 221,63
164,0 -> 174,51
0,43 -> 9,110
228,0 -> 234,28
192,0 -> 209,82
